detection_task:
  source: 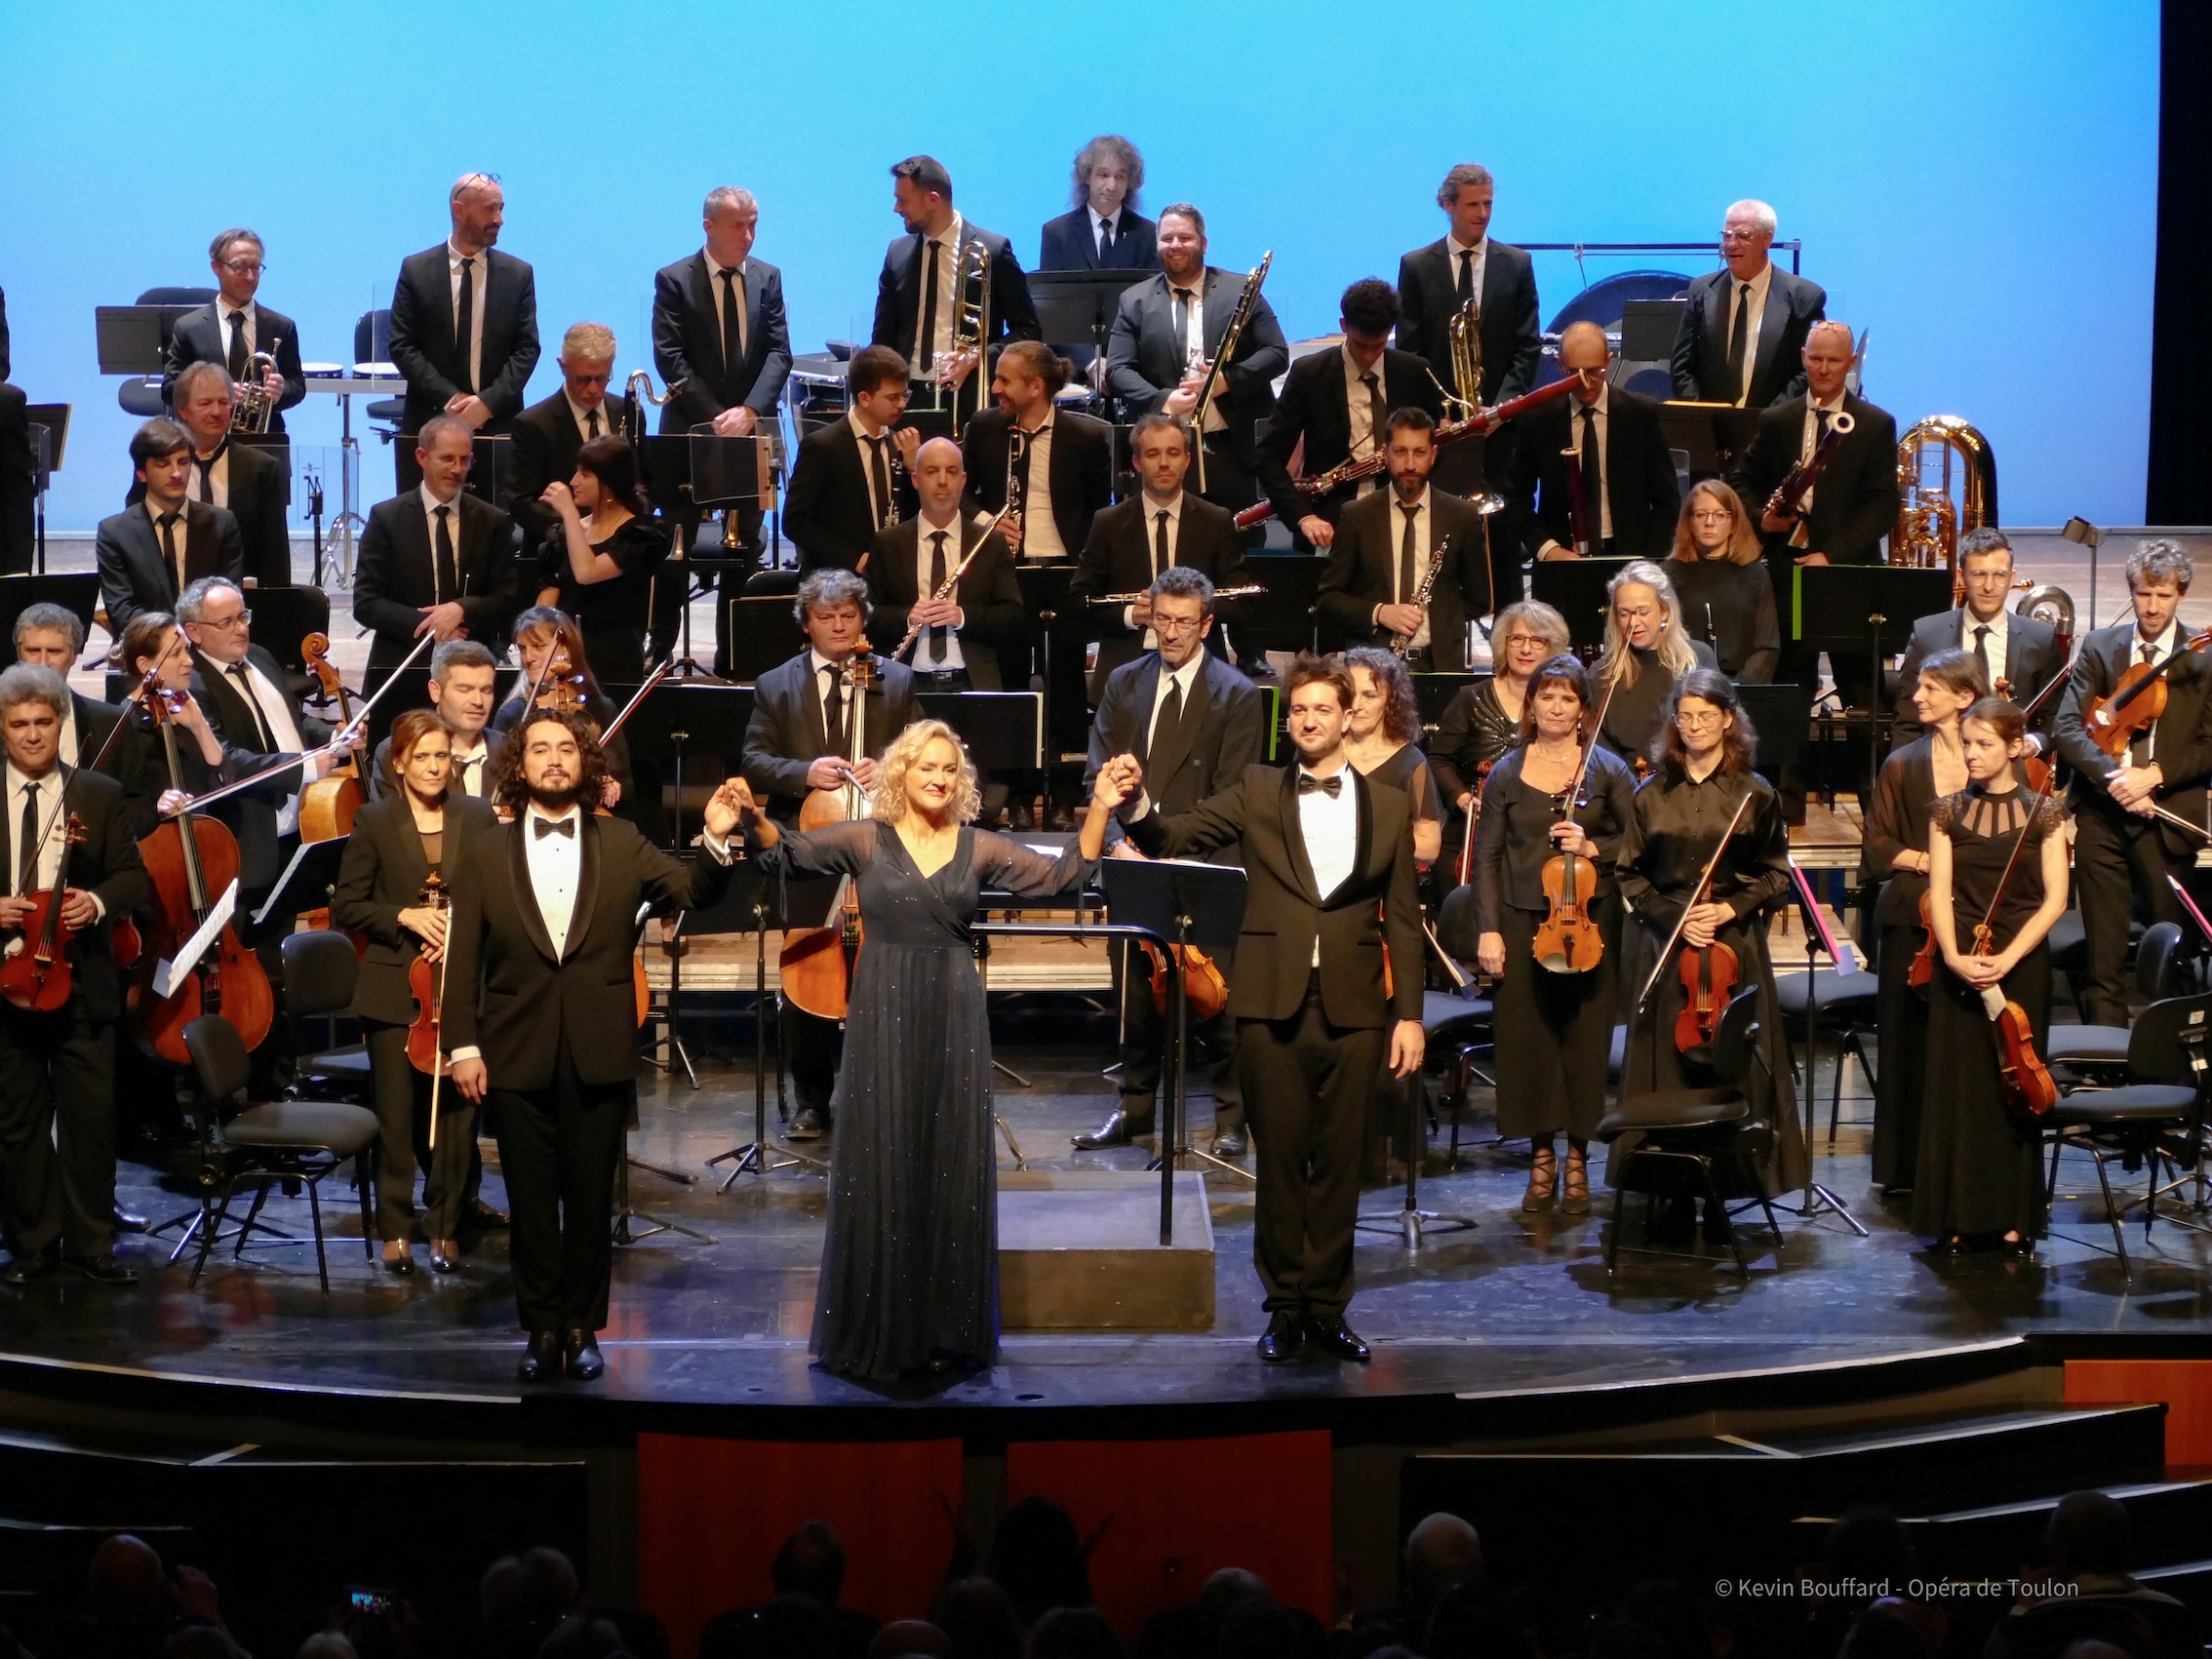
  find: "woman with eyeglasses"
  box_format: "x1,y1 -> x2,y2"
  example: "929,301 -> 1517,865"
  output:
1433,600 -> 1571,877
1667,481 -> 1779,684
1595,561 -> 1717,767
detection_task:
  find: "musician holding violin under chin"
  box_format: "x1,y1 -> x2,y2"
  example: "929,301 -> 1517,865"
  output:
0,665 -> 147,1289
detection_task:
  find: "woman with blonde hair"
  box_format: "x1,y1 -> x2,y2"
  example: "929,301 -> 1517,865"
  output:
1595,559 -> 1716,764
1667,480 -> 1779,683
727,720 -> 1129,1384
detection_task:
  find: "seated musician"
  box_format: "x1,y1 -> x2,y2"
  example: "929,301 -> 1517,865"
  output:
1517,323 -> 1679,562
1314,409 -> 1495,672
372,639 -> 503,801
161,228 -> 305,436
785,345 -> 920,573
0,666 -> 148,1289
739,569 -> 918,1141
1257,279 -> 1442,551
536,434 -> 666,684
509,322 -> 624,550
1039,136 -> 1160,272
1074,567 -> 1264,1156
110,612 -> 267,838
354,415 -> 519,675
1893,528 -> 2062,747
159,362 -> 293,589
95,420 -> 244,638
491,607 -> 631,812
862,438 -> 1027,692
14,604 -> 121,773
1667,481 -> 1779,683
1104,204 -> 1288,520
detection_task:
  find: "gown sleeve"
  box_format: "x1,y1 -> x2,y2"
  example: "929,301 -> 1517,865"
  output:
1864,750 -> 1917,873
973,828 -> 1096,898
1615,780 -> 1680,936
756,817 -> 879,882
1587,751 -> 1637,874
1470,753 -> 1514,933
1727,781 -> 1793,923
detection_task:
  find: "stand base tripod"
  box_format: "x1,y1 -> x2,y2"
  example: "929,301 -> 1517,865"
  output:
1356,1075 -> 1475,1245
613,1147 -> 715,1246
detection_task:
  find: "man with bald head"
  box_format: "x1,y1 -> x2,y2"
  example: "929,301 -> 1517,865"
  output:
861,436 -> 1027,690
1671,199 -> 1827,409
1515,321 -> 1679,561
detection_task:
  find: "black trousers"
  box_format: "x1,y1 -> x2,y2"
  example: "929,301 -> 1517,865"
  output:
2074,804 -> 2189,1026
1117,941 -> 1242,1128
0,1000 -> 117,1258
782,1001 -> 843,1117
490,1039 -> 629,1332
1237,973 -> 1385,1315
363,1020 -> 477,1241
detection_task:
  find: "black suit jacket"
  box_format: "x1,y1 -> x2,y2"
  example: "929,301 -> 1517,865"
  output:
125,439 -> 289,589
1316,489 -> 1496,670
741,651 -> 920,823
1516,385 -> 1681,560
387,244 -> 541,433
96,500 -> 245,636
652,253 -> 793,431
1037,209 -> 1160,272
507,389 -> 621,548
0,382 -> 32,575
1125,763 -> 1423,1027
332,789 -> 500,1025
863,516 -> 1028,689
353,488 -> 519,669
1395,238 -> 1542,402
1257,346 -> 1444,531
369,727 -> 505,801
1082,652 -> 1262,851
1072,494 -> 1249,691
1671,266 -> 1829,409
1893,609 -> 2064,736
69,692 -> 125,779
189,643 -> 334,889
443,812 -> 731,1088
785,419 -> 918,573
1731,392 -> 1901,575
1106,269 -> 1289,466
871,222 -> 1040,360
2054,622 -> 2212,856
960,407 -> 1112,559
0,767 -> 146,1025
160,302 -> 307,433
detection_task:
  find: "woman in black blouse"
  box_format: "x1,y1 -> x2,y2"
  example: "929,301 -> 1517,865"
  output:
538,433 -> 667,684
1433,600 -> 1570,872
1343,649 -> 1442,864
1667,481 -> 1779,683
1470,655 -> 1637,1213
1596,561 -> 1717,766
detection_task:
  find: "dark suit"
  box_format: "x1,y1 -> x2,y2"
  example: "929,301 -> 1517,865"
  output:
126,439 -> 290,588
387,243 -> 540,486
1316,488 -> 1496,671
507,389 -> 621,549
871,221 -> 1041,364
65,693 -> 124,779
1257,347 -> 1444,535
1892,609 -> 2064,737
160,302 -> 307,433
1516,385 -> 1681,560
2054,623 -> 2212,1023
1126,763 -> 1423,1315
651,253 -> 793,432
1038,209 -> 1161,272
863,515 -> 1027,690
189,643 -> 333,894
961,406 -> 1112,560
1671,266 -> 1829,409
353,488 -> 519,672
785,418 -> 919,574
0,766 -> 146,1261
0,382 -> 34,574
1106,269 -> 1289,513
1072,494 -> 1249,691
1396,237 -> 1542,496
369,727 -> 504,801
443,810 -> 732,1331
95,500 -> 245,637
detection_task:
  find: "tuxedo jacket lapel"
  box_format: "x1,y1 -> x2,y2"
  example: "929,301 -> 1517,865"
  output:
1278,766 -> 1322,902
567,813 -> 602,962
504,821 -> 560,964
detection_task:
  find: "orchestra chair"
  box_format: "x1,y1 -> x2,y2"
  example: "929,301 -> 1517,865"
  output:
238,584 -> 331,681
1597,989 -> 1783,1279
1422,982 -> 1494,1169
287,928 -> 375,1099
1772,964 -> 1880,1145
120,286 -> 217,415
2045,921 -> 2190,1084
352,310 -> 409,444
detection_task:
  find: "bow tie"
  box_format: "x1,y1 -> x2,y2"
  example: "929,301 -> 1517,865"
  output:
1297,772 -> 1344,798
533,814 -> 577,840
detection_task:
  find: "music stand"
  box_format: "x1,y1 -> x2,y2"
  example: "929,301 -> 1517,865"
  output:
1239,553 -> 1324,659
918,691 -> 1042,770
1795,566 -> 1954,801
95,304 -> 192,374
1529,557 -> 1633,652
720,596 -> 807,685
681,431 -> 780,678
0,573 -> 99,652
704,853 -> 833,1186
1785,860 -> 1871,1237
250,834 -> 351,945
1413,672 -> 1479,731
24,404 -> 69,574
1031,270 -> 1145,397
1734,682 -> 1808,788
1658,404 -> 1764,476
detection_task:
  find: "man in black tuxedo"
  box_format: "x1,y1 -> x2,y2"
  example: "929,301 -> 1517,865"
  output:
785,346 -> 920,574
156,362 -> 292,587
448,710 -> 740,1381
1109,653 -> 1425,1363
13,606 -> 121,773
372,640 -> 505,801
387,173 -> 541,491
862,439 -> 1027,691
508,321 -> 624,551
1893,530 -> 2064,742
161,228 -> 306,435
1258,279 -> 1445,549
1106,204 -> 1288,521
1038,135 -> 1161,272
1518,323 -> 1680,562
1074,569 -> 1263,1154
0,666 -> 148,1288
1671,199 -> 1828,410
740,570 -> 919,1138
2054,543 -> 2212,1025
354,415 -> 519,675
96,420 -> 245,637
653,185 -> 793,439
1317,410 -> 1497,671
1074,414 -> 1250,694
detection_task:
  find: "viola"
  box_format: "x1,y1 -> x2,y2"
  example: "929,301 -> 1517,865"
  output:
1143,941 -> 1231,1020
297,632 -> 366,843
407,871 -> 452,1076
1971,921 -> 2058,1122
1908,889 -> 1937,992
1674,941 -> 1741,1056
1532,679 -> 1617,975
0,812 -> 90,1012
780,647 -> 881,1022
2081,627 -> 2212,761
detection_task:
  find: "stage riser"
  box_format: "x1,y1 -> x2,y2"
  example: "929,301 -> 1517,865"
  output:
1790,1477 -> 2212,1580
999,1170 -> 1214,1331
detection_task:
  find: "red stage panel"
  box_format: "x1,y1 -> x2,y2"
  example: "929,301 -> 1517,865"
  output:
2065,1361 -> 2212,1469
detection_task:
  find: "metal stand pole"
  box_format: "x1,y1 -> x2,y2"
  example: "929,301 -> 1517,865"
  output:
1357,1063 -> 1477,1247
1794,906 -> 1869,1236
707,895 -> 826,1186
1146,909 -> 1253,1184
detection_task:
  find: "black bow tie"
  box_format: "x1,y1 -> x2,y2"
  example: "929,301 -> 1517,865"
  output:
1297,772 -> 1344,799
533,814 -> 577,840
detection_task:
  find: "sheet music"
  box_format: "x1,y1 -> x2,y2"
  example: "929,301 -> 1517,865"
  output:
153,880 -> 237,1000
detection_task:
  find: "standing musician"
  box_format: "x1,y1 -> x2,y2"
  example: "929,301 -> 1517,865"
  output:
372,640 -> 504,801
1518,323 -> 1679,562
962,343 -> 1113,565
354,415 -> 519,675
2053,541 -> 2212,1026
1074,568 -> 1264,1156
536,435 -> 666,685
161,229 -> 305,436
1315,409 -> 1495,671
1105,204 -> 1289,520
652,186 -> 793,439
1433,600 -> 1572,872
1109,653 -> 1425,1365
1258,279 -> 1444,549
95,420 -> 244,638
1666,481 -> 1780,684
1670,200 -> 1829,409
1343,650 -> 1443,866
1039,136 -> 1161,272
862,438 -> 1027,691
872,156 -> 1041,414
0,359 -> 29,575
1915,696 -> 2067,1256
785,346 -> 921,573
509,322 -> 626,550
739,570 -> 918,1142
387,173 -> 541,491
15,606 -> 121,773
1893,529 -> 2063,744
0,666 -> 148,1289
1593,561 -> 1717,764
334,709 -> 499,1277
154,362 -> 293,589
447,712 -> 741,1382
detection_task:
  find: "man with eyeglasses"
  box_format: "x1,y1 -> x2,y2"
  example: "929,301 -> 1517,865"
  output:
162,229 -> 306,435
1670,199 -> 1827,410
1891,529 -> 2063,743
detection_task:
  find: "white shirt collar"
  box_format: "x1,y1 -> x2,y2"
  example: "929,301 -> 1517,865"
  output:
447,238 -> 481,266
1392,486 -> 1433,516
450,730 -> 489,760
1141,490 -> 1184,519
221,298 -> 257,323
2140,619 -> 2181,658
1735,260 -> 1774,300
848,410 -> 889,444
1300,758 -> 1353,783
1809,388 -> 1845,413
565,392 -> 610,434
1089,207 -> 1119,235
703,249 -> 747,280
918,509 -> 961,536
1161,652 -> 1205,692
422,485 -> 461,529
1446,232 -> 1487,260
1575,384 -> 1611,416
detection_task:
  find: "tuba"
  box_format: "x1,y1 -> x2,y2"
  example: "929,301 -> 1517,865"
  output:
2017,583 -> 2075,661
231,340 -> 284,434
1892,415 -> 1997,603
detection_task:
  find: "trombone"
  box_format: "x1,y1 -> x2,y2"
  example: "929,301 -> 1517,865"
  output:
933,238 -> 992,415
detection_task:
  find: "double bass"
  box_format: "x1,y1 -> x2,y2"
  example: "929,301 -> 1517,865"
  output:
780,648 -> 880,1021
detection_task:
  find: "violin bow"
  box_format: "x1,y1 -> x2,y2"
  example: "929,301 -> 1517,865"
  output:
598,656 -> 674,747
426,878 -> 454,1149
1633,787 -> 1755,1010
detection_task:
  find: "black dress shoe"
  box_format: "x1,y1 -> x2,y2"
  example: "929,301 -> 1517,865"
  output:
4,1247 -> 59,1286
1303,1312 -> 1371,1363
66,1252 -> 139,1285
563,1329 -> 605,1381
429,1246 -> 459,1274
1210,1125 -> 1249,1158
112,1208 -> 150,1234
1073,1109 -> 1154,1150
787,1106 -> 827,1141
1257,1311 -> 1304,1363
519,1330 -> 563,1382
382,1248 -> 415,1277
468,1198 -> 509,1229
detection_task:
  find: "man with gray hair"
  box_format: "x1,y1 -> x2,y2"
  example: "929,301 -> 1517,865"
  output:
354,412 -> 519,672
508,320 -> 626,549
0,661 -> 147,1287
1672,198 -> 1829,409
1039,136 -> 1160,272
160,226 -> 305,435
13,603 -> 122,771
652,186 -> 792,440
155,359 -> 293,587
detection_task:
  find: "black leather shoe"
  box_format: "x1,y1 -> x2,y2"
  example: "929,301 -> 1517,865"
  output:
563,1329 -> 605,1381
429,1245 -> 459,1274
788,1107 -> 827,1141
112,1208 -> 150,1234
468,1198 -> 509,1230
519,1330 -> 562,1382
1303,1313 -> 1371,1363
1257,1311 -> 1304,1363
1073,1109 -> 1154,1150
1210,1125 -> 1249,1158
4,1247 -> 59,1287
66,1252 -> 139,1285
1047,805 -> 1077,833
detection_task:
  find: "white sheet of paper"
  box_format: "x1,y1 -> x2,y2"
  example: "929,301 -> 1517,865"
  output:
153,880 -> 238,1000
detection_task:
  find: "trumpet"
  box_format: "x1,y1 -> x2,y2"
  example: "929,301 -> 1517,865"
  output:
1088,583 -> 1266,605
934,239 -> 992,391
889,504 -> 1016,660
231,340 -> 284,434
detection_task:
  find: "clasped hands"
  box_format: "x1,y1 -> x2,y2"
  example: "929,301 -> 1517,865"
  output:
2107,763 -> 2162,815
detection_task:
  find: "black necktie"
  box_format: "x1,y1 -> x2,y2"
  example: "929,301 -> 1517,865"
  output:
2131,643 -> 2156,767
586,407 -> 601,440
226,311 -> 250,381
1973,624 -> 1993,690
927,530 -> 950,656
1456,249 -> 1475,303
821,664 -> 846,755
17,783 -> 39,896
156,512 -> 183,594
1724,281 -> 1751,405
1172,287 -> 1194,364
1297,772 -> 1343,798
533,814 -> 576,840
1097,217 -> 1113,259
1153,510 -> 1170,575
195,449 -> 219,505
1147,676 -> 1183,767
720,267 -> 745,378
863,435 -> 893,528
433,503 -> 459,600
1399,500 -> 1420,604
227,664 -> 277,750
458,752 -> 483,795
1013,426 -> 1039,530
454,257 -> 477,394
919,240 -> 942,372
1361,372 -> 1386,460
1579,404 -> 1602,541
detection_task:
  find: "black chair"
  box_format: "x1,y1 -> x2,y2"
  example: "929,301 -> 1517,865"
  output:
1597,989 -> 1782,1278
287,928 -> 374,1098
245,585 -> 334,680
118,287 -> 218,415
1422,984 -> 1495,1167
352,310 -> 408,439
2046,921 -> 2189,1080
1773,962 -> 1880,1144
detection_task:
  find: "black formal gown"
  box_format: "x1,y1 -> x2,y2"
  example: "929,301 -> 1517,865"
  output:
758,818 -> 1092,1381
1863,737 -> 1940,1191
1912,785 -> 2061,1242
1669,557 -> 1780,683
1599,641 -> 1718,767
541,516 -> 666,684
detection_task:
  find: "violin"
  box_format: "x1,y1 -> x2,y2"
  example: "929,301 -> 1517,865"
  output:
1532,679 -> 1617,975
297,633 -> 367,844
1908,889 -> 1937,992
781,647 -> 880,1022
1143,940 -> 1231,1020
1451,758 -> 1494,890
1675,939 -> 1741,1057
0,813 -> 90,1012
406,870 -> 452,1076
2081,627 -> 2212,762
1957,788 -> 2060,1124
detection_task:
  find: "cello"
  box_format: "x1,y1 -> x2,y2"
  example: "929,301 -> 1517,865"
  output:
780,647 -> 880,1021
1532,679 -> 1618,975
297,632 -> 368,844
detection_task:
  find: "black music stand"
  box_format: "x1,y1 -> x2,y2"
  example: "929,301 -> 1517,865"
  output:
0,573 -> 99,653
463,434 -> 510,511
683,432 -> 777,679
705,855 -> 833,1186
1239,554 -> 1324,660
1795,566 -> 1954,799
917,691 -> 1043,771
250,834 -> 350,945
1734,682 -> 1808,788
720,596 -> 808,685
1413,672 -> 1479,731
247,587 -> 332,678
95,304 -> 192,374
1016,563 -> 1079,746
1658,404 -> 1764,476
1031,270 -> 1146,394
1785,860 -> 1871,1237
23,404 -> 69,574
1529,557 -> 1633,652
617,884 -> 719,1246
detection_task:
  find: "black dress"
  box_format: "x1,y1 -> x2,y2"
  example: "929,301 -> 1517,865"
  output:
758,818 -> 1093,1381
542,516 -> 666,684
1433,678 -> 1521,873
1598,640 -> 1719,767
1669,557 -> 1780,683
1471,744 -> 1638,1140
1863,737 -> 1940,1190
1911,785 -> 2060,1242
1616,763 -> 1806,1194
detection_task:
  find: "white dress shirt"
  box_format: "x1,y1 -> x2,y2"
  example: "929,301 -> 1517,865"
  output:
450,732 -> 491,799
704,250 -> 749,364
190,443 -> 231,510
57,700 -> 79,769
1010,413 -> 1067,561
419,484 -> 468,603
911,516 -> 967,672
848,412 -> 894,530
1146,651 -> 1205,754
1727,262 -> 1774,406
1342,344 -> 1387,499
524,803 -> 585,959
916,214 -> 967,369
2129,620 -> 2182,764
1297,760 -> 1359,962
1126,492 -> 1184,646
1959,606 -> 2011,682
446,240 -> 487,395
4,764 -> 68,896
1797,390 -> 1847,514
566,392 -> 612,444
220,300 -> 259,365
1164,276 -> 1224,436
1089,208 -> 1122,257
810,648 -> 854,753
1375,487 -> 1436,652
1445,234 -> 1487,313
1542,386 -> 1611,551
222,655 -> 309,833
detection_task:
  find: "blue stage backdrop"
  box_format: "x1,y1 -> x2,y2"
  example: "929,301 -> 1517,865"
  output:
0,0 -> 2156,534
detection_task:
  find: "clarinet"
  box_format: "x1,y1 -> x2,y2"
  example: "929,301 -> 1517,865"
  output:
1389,533 -> 1456,659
